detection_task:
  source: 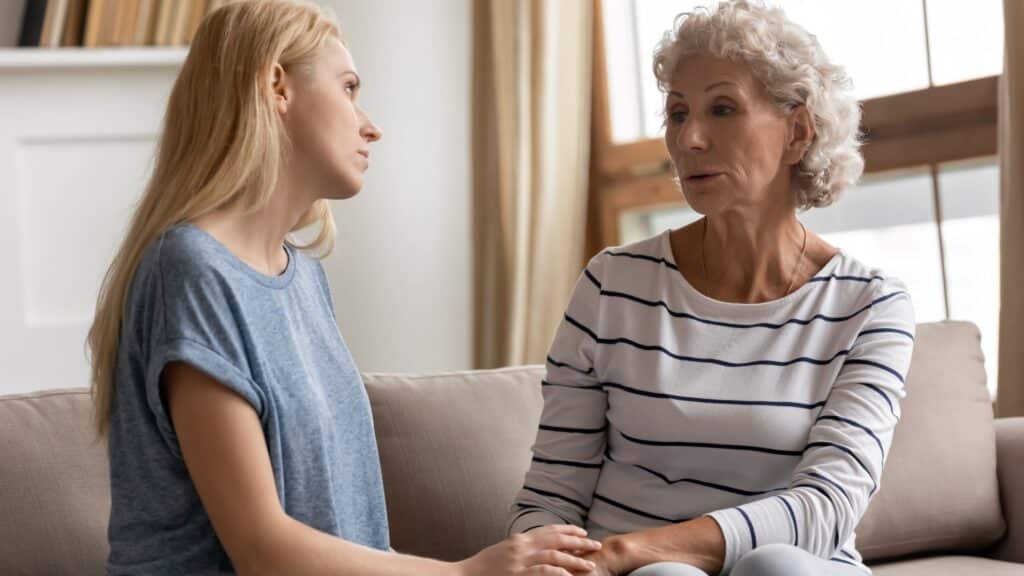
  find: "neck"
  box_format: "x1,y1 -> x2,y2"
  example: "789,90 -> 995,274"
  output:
700,204 -> 807,302
192,167 -> 316,276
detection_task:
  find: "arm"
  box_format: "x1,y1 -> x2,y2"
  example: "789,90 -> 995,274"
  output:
508,261 -> 609,534
590,287 -> 915,575
163,362 -> 601,576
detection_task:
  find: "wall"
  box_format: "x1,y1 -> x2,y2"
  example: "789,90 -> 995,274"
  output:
321,0 -> 474,373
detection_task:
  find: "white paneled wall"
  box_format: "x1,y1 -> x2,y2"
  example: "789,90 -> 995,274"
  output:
0,53 -> 180,395
0,0 -> 474,396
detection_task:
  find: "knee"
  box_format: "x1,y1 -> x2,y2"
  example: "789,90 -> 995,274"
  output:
731,544 -> 813,576
629,561 -> 710,576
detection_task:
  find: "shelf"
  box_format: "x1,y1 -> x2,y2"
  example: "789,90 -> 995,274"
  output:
0,47 -> 188,71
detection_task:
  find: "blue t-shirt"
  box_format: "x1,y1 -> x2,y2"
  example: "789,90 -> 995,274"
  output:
106,224 -> 390,575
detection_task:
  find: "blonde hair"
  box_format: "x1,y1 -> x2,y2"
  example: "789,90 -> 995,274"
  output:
653,0 -> 864,209
88,0 -> 341,436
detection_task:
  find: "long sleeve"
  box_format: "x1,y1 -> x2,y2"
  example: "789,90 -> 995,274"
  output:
707,282 -> 916,573
508,256 -> 610,534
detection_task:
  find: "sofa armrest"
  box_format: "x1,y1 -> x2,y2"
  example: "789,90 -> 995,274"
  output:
991,417 -> 1024,563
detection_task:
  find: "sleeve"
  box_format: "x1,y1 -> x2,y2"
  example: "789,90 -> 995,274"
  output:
142,242 -> 267,459
707,280 -> 915,573
507,255 -> 610,534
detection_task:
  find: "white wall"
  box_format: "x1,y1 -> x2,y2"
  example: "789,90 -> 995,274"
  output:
320,0 -> 474,373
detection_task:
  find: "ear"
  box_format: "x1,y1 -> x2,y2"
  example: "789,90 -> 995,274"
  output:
782,105 -> 815,166
271,63 -> 291,115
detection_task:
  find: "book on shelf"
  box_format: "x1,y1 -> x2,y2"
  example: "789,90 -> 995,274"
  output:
8,0 -> 224,49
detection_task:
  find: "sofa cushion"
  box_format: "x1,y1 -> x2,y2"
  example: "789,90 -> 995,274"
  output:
364,366 -> 544,561
0,388 -> 109,576
871,555 -> 1024,576
857,321 -> 1006,561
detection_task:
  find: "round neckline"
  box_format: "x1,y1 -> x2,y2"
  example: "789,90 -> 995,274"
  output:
178,223 -> 297,289
659,228 -> 843,310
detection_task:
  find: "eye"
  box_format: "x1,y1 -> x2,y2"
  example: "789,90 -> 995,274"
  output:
712,104 -> 735,116
344,81 -> 360,97
667,110 -> 688,124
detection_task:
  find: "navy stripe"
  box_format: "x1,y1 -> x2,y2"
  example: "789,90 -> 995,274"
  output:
806,471 -> 852,504
533,456 -> 603,469
816,414 -> 886,459
777,495 -> 799,546
856,327 -> 915,341
830,557 -> 858,567
522,525 -> 545,533
804,441 -> 878,494
607,250 -> 883,287
592,493 -> 687,523
583,268 -> 602,289
843,358 -> 905,384
565,314 -> 852,369
523,485 -> 588,511
859,383 -> 896,417
602,380 -> 826,410
619,430 -> 802,456
629,462 -> 785,496
735,507 -> 758,548
539,423 -> 607,434
840,549 -> 858,560
592,288 -> 908,332
542,380 -> 604,391
546,355 -> 594,375
604,250 -> 679,271
794,483 -> 841,552
808,274 -> 885,284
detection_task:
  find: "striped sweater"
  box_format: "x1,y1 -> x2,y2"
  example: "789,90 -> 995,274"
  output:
508,230 -> 916,575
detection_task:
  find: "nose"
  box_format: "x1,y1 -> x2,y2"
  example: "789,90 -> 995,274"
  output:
676,116 -> 708,152
358,106 -> 382,142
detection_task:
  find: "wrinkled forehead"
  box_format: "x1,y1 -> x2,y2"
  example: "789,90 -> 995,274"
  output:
666,54 -> 760,98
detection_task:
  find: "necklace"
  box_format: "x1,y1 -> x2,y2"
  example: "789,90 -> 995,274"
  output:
701,218 -> 808,297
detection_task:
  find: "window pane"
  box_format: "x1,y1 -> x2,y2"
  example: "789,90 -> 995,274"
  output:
799,169 -> 947,324
609,0 -> 934,142
925,0 -> 1004,86
939,158 -> 1000,398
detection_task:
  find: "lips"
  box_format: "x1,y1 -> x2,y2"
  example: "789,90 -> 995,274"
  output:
685,171 -> 721,181
357,150 -> 370,159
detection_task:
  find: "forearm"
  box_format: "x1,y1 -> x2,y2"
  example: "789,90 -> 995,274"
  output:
242,514 -> 457,576
597,517 -> 725,575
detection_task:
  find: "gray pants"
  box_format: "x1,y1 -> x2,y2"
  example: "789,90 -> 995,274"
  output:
627,544 -> 868,576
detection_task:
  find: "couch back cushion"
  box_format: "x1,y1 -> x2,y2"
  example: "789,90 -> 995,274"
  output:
856,321 -> 1005,561
363,367 -> 545,560
0,322 -> 1005,571
0,389 -> 110,576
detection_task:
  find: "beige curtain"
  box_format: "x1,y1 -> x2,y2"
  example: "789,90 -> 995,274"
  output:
997,0 -> 1024,417
472,0 -> 593,368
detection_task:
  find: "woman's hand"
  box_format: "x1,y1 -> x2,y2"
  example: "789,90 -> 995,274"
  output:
456,525 -> 602,576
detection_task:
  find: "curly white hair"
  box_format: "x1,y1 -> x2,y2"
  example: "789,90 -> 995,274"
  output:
653,0 -> 863,209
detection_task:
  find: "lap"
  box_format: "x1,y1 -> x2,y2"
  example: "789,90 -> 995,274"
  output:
626,545 -> 867,576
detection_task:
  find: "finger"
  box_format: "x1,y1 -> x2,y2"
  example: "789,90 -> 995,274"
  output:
533,533 -> 602,553
528,550 -> 598,573
522,566 -> 573,576
541,524 -> 589,537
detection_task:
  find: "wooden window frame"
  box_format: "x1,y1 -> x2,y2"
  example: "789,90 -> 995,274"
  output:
586,0 -> 999,255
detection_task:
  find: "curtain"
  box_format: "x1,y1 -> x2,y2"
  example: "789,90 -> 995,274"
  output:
473,0 -> 593,368
997,0 -> 1024,417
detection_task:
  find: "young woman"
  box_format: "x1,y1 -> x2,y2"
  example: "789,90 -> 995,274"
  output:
87,1 -> 600,574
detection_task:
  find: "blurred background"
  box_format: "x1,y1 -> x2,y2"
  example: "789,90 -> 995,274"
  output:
0,0 -> 1020,415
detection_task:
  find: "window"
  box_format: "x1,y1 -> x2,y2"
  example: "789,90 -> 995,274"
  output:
589,0 -> 1004,397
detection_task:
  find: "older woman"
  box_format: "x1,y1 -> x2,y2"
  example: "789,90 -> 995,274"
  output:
508,2 -> 915,576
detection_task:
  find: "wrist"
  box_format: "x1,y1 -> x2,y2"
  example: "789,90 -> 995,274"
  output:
600,533 -> 643,574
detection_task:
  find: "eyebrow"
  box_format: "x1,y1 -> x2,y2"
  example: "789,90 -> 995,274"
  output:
667,80 -> 740,99
338,70 -> 361,84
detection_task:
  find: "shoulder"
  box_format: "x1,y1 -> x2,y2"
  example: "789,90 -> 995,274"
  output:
588,231 -> 671,279
825,252 -> 915,325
